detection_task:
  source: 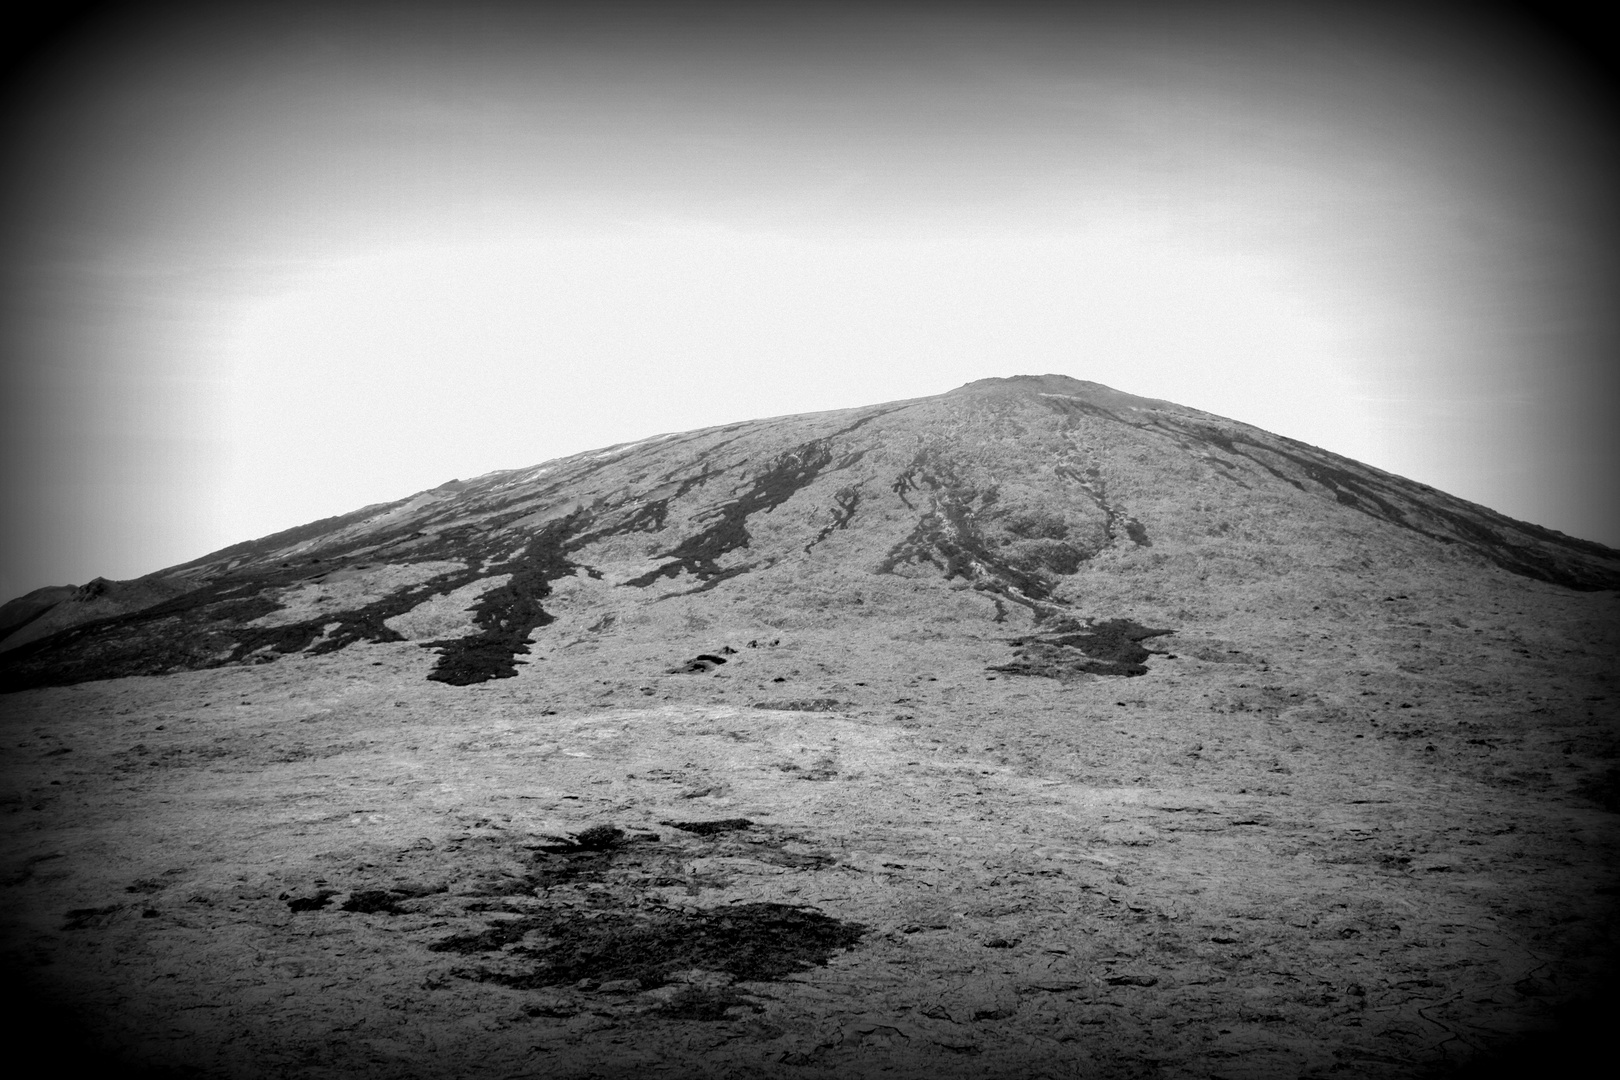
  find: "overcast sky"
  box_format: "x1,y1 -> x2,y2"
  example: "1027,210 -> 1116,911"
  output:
2,0 -> 1616,600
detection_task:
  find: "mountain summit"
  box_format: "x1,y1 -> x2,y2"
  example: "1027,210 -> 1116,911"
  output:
1,374 -> 1614,691
2,377 -> 1617,1079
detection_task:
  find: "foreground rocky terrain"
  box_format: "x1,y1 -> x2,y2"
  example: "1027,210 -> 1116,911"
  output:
2,375 -> 1616,1078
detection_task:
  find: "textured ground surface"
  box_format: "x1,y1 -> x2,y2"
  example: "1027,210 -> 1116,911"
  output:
2,377 -> 1617,1077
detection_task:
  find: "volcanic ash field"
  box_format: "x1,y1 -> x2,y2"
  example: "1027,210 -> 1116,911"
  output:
2,375 -> 1617,1079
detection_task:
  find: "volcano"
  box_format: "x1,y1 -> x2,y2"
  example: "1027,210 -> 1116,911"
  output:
2,375 -> 1616,1078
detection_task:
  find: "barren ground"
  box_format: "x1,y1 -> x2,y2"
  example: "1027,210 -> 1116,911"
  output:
3,557 -> 1617,1078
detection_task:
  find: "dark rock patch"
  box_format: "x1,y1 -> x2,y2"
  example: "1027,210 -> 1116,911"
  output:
879,466 -> 1058,608
438,902 -> 864,992
339,890 -> 408,915
0,537 -> 501,692
404,820 -> 858,1007
428,918 -> 538,954
624,439 -> 845,589
992,618 -> 1174,679
670,653 -> 729,673
534,825 -> 626,854
521,829 -> 643,890
286,891 -> 336,912
751,698 -> 845,712
426,514 -> 583,685
664,818 -> 755,835
805,486 -> 863,552
411,820 -> 839,904
879,450 -> 1130,614
1106,974 -> 1159,987
604,471 -> 721,537
1,471 -> 709,690
61,904 -> 124,930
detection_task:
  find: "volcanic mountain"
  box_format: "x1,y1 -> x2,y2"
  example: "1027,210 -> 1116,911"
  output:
3,373 -> 1615,689
2,375 -> 1616,1079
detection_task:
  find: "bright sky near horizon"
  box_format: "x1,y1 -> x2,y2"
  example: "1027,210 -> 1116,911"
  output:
2,0 -> 1616,601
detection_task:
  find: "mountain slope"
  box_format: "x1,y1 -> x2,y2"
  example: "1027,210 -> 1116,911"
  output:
2,374 -> 1615,693
2,376 -> 1617,1078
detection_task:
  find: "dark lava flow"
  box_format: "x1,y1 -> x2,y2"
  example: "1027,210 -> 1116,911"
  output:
879,451 -> 1084,612
282,822 -> 864,1017
992,618 -> 1175,679
623,439 -> 854,590
431,902 -> 865,994
425,515 -> 583,685
5,383 -> 1616,693
0,431 -> 857,691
